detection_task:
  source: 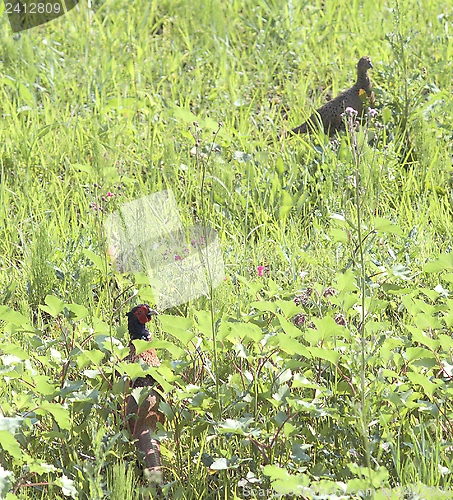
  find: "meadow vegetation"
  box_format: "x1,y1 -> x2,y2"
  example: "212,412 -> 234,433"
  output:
0,0 -> 453,497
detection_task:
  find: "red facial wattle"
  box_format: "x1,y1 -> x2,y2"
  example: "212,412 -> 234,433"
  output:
134,306 -> 152,324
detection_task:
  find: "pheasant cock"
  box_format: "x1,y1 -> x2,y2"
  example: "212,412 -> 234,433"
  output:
290,56 -> 375,137
125,304 -> 164,477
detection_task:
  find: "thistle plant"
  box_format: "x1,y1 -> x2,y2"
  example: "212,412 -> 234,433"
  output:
341,105 -> 385,486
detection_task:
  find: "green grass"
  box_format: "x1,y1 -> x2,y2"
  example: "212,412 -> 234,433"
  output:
0,0 -> 453,498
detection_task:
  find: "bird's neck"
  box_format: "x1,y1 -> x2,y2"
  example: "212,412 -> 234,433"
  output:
129,322 -> 151,341
356,72 -> 371,90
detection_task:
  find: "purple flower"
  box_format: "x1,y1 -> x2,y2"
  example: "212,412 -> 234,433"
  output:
294,313 -> 317,329
345,107 -> 358,116
293,313 -> 307,325
334,313 -> 346,326
294,287 -> 313,307
323,287 -> 336,297
368,108 -> 378,117
175,255 -> 183,261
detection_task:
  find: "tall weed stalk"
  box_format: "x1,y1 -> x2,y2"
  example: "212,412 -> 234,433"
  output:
343,106 -> 383,485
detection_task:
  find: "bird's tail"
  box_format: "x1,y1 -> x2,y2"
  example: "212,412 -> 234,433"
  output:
137,428 -> 162,469
267,122 -> 307,144
126,389 -> 164,480
290,122 -> 308,135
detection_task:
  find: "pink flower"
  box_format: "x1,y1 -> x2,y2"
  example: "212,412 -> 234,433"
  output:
175,255 -> 182,261
257,266 -> 265,276
106,192 -> 114,197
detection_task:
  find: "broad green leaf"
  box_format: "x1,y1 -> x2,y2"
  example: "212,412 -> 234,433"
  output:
292,374 -> 327,391
312,316 -> 349,342
150,340 -> 184,357
217,319 -> 231,342
83,249 -> 106,272
423,253 -> 453,273
159,315 -> 194,345
59,381 -> 85,397
274,300 -> 300,319
133,272 -> 149,284
330,213 -> 347,226
83,349 -> 105,366
36,403 -> 70,430
279,315 -> 303,338
41,295 -> 65,317
335,270 -> 357,293
55,475 -> 77,499
374,217 -> 403,235
34,375 -> 57,397
279,191 -> 293,219
0,306 -> 28,325
382,284 -> 413,294
120,363 -> 146,379
381,369 -> 400,379
263,465 -> 310,493
236,275 -> 263,295
1,344 -> 29,360
27,461 -> 57,474
131,339 -> 155,357
210,458 -> 229,470
406,347 -> 435,362
0,431 -> 22,459
308,346 -> 341,365
129,386 -> 151,407
194,310 -> 214,336
230,322 -> 263,343
263,464 -> 290,480
406,372 -> 440,395
438,334 -> 453,350
406,325 -> 439,350
251,301 -> 277,313
171,106 -> 197,124
68,304 -> 88,320
389,263 -> 411,280
276,333 -> 309,356
330,227 -> 349,243
414,313 -> 441,331
218,418 -> 252,435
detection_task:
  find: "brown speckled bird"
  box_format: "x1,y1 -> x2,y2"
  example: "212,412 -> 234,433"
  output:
290,56 -> 375,136
125,304 -> 164,478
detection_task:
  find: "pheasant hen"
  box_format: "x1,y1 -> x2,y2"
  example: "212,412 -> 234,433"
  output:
124,304 -> 164,476
290,56 -> 374,137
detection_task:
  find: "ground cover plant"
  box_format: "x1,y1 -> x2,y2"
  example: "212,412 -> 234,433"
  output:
0,0 -> 453,498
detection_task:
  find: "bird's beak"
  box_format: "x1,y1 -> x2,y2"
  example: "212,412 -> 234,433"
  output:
369,62 -> 373,69
147,309 -> 159,320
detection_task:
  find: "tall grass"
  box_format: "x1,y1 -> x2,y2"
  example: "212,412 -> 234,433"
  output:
0,0 -> 453,498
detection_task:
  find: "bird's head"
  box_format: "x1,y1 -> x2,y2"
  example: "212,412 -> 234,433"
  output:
357,56 -> 373,72
126,304 -> 159,340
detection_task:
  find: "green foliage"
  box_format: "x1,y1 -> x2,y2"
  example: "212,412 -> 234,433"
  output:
1,0 -> 453,497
